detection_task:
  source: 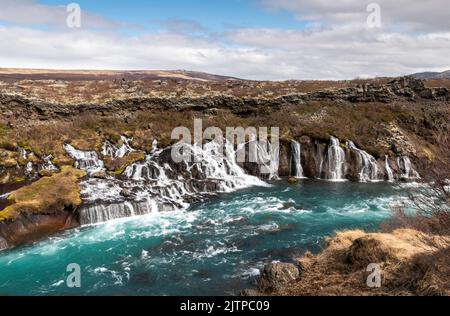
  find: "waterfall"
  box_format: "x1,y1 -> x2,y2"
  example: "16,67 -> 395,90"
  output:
253,141 -> 280,180
18,147 -> 29,160
385,156 -> 394,182
79,199 -> 167,225
40,155 -> 58,172
64,144 -> 104,174
347,141 -> 380,182
79,140 -> 267,224
25,162 -> 34,174
17,148 -> 57,177
102,136 -> 134,158
290,140 -> 304,178
397,156 -> 420,179
322,137 -> 346,181
152,140 -> 158,152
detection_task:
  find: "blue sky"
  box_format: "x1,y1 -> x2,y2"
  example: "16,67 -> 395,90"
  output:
39,0 -> 306,32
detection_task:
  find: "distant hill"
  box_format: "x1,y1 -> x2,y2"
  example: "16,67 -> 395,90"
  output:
0,68 -> 240,82
411,70 -> 450,79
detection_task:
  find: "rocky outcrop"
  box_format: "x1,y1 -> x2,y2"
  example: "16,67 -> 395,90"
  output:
307,77 -> 450,103
0,235 -> 8,250
0,166 -> 85,250
0,211 -> 78,250
256,262 -> 300,293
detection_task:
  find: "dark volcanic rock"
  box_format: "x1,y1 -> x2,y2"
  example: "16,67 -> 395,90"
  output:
240,289 -> 263,296
257,262 -> 300,292
278,139 -> 291,177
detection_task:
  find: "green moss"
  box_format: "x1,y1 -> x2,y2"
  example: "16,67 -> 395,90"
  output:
0,166 -> 86,222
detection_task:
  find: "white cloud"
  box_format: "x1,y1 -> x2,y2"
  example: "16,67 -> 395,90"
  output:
0,0 -> 449,80
261,0 -> 450,32
228,25 -> 450,79
0,0 -> 124,29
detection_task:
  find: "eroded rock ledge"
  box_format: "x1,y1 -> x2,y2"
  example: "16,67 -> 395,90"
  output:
0,77 -> 448,123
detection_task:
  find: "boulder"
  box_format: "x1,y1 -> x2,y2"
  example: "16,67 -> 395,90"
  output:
120,189 -> 133,198
257,262 -> 300,292
279,202 -> 296,210
38,169 -> 56,177
240,289 -> 263,297
0,236 -> 8,251
287,177 -> 299,184
91,171 -> 107,179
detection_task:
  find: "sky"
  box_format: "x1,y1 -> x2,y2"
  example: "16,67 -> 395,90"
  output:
0,0 -> 449,80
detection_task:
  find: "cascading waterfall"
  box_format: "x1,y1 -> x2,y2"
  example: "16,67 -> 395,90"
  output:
102,136 -> 134,158
79,199 -> 164,225
17,148 -> 57,177
79,141 -> 267,224
18,147 -> 29,160
290,140 -> 304,178
347,141 -> 380,182
254,141 -> 280,180
25,162 -> 34,175
385,156 -> 394,182
40,155 -> 58,172
63,137 -> 422,226
64,144 -> 104,174
397,156 -> 420,179
152,140 -> 158,152
19,148 -> 36,175
322,137 -> 346,181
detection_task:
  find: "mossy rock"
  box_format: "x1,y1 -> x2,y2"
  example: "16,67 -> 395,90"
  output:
0,150 -> 19,168
104,151 -> 146,173
0,166 -> 86,222
53,155 -> 75,167
0,158 -> 18,168
39,169 -> 57,178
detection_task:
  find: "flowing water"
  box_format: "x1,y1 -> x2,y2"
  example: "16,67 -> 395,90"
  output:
0,180 -> 408,296
322,137 -> 346,181
290,140 -> 304,178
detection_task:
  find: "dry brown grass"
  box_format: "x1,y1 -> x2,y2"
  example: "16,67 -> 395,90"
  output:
274,229 -> 449,296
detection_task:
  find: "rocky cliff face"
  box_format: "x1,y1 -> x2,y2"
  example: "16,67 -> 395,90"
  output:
241,136 -> 418,182
0,77 -> 448,125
